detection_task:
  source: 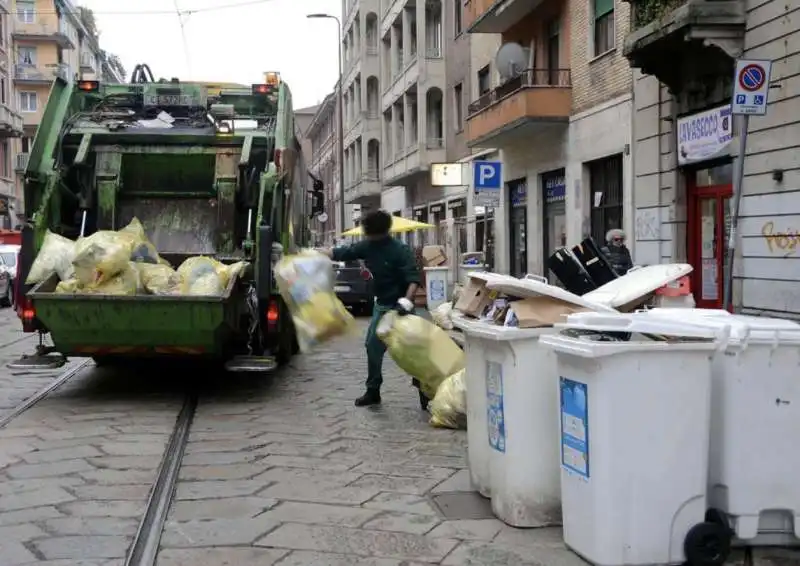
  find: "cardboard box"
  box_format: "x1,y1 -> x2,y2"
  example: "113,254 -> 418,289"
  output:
454,276 -> 497,318
422,245 -> 447,267
508,296 -> 589,328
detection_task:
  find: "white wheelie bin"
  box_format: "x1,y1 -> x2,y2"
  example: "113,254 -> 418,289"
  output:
454,265 -> 694,505
540,311 -> 732,566
459,275 -> 614,527
451,272 -> 518,498
645,308 -> 800,546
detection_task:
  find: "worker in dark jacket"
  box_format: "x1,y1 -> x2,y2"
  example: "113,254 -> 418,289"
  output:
601,228 -> 634,275
323,210 -> 421,407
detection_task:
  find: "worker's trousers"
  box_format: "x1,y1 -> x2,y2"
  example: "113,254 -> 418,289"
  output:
363,303 -> 429,392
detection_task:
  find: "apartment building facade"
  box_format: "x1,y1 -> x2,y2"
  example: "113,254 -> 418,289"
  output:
10,0 -> 120,225
0,2 -> 25,228
341,0 -> 382,216
626,0 -> 799,316
305,90 -> 346,246
464,0 -> 634,277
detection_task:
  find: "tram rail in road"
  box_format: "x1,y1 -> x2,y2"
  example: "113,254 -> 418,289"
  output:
0,357 -> 93,429
125,393 -> 197,566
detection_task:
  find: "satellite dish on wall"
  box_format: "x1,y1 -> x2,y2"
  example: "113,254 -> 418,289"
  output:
495,42 -> 527,81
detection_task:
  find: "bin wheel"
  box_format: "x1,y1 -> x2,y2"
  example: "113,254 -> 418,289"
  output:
705,508 -> 731,532
684,522 -> 730,566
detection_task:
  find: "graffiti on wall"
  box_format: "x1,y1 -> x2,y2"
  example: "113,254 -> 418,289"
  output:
635,208 -> 660,241
761,221 -> 800,257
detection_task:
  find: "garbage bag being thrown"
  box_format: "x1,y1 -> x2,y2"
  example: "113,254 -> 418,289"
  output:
376,311 -> 465,399
275,249 -> 354,352
429,369 -> 467,430
26,230 -> 76,284
72,230 -> 135,286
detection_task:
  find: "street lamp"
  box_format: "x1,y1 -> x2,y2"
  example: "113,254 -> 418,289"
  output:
307,13 -> 346,239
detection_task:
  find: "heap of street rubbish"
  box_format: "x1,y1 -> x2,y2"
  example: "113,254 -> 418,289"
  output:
25,218 -> 247,297
377,308 -> 467,430
275,249 -> 355,353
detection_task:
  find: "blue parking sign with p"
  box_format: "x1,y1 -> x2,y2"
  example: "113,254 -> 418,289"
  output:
474,161 -> 502,189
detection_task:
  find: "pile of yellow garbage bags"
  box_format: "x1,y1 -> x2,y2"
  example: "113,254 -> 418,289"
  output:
376,311 -> 467,429
26,217 -> 247,297
275,249 -> 354,353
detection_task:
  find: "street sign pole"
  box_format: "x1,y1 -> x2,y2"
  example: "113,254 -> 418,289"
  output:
724,59 -> 772,312
723,114 -> 748,311
472,161 -> 502,271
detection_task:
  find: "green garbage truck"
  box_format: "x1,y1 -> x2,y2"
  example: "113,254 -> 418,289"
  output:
14,65 -> 319,371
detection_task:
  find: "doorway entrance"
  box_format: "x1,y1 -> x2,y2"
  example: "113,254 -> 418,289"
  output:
688,167 -> 732,309
507,178 -> 528,277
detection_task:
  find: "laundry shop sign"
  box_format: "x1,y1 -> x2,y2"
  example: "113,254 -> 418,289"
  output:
676,105 -> 733,165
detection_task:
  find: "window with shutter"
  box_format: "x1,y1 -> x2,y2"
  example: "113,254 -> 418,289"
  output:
593,0 -> 615,55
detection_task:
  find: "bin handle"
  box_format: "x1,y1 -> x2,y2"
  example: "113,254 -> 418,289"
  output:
714,324 -> 732,354
524,273 -> 548,283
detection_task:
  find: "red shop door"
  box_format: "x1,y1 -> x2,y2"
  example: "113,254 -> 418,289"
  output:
688,185 -> 732,309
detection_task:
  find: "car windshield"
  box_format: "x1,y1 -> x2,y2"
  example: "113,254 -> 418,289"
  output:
0,252 -> 15,267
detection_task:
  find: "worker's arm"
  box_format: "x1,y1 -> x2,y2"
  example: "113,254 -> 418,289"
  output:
320,241 -> 367,262
400,245 -> 421,303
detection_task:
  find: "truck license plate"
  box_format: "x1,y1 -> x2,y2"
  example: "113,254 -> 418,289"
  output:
334,285 -> 351,292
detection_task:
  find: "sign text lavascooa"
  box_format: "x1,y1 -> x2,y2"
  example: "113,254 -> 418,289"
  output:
676,105 -> 732,165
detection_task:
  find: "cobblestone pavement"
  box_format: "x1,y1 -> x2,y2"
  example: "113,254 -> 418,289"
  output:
0,308 -> 85,412
0,311 -> 796,565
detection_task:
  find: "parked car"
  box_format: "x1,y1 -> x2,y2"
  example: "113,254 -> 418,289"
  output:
0,245 -> 17,307
334,260 -> 374,316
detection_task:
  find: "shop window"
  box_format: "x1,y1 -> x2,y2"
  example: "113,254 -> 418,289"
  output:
589,154 -> 623,245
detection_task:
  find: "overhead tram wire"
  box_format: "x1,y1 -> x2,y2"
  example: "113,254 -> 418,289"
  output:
25,0 -> 278,16
172,0 -> 193,78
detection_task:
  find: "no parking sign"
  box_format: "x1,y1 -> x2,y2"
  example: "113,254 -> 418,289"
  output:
731,59 -> 772,115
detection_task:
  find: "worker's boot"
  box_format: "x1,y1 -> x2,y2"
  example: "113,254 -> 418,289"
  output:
355,389 -> 381,407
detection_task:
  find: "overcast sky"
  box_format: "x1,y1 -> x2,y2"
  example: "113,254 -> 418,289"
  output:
77,0 -> 343,109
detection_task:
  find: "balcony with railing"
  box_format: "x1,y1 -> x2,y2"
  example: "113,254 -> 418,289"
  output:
465,0 -> 548,33
14,63 -> 72,84
623,0 -> 745,92
12,19 -> 76,49
344,171 -> 381,203
0,104 -> 23,138
15,153 -> 29,174
466,68 -> 571,148
80,51 -> 96,73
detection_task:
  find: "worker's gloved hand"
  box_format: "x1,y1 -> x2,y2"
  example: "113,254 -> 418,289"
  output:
395,297 -> 415,316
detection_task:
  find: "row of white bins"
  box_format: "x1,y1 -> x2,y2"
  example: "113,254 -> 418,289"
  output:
458,306 -> 800,566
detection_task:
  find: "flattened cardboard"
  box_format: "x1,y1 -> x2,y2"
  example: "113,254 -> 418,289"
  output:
422,245 -> 447,267
509,296 -> 589,328
455,276 -> 497,318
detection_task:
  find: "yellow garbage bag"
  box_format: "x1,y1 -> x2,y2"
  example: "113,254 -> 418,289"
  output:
72,230 -> 135,286
26,230 -> 76,284
429,369 -> 467,430
275,250 -> 354,352
82,263 -> 142,295
55,278 -> 81,294
119,217 -> 165,265
175,256 -> 244,296
376,311 -> 465,398
138,263 -> 183,295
